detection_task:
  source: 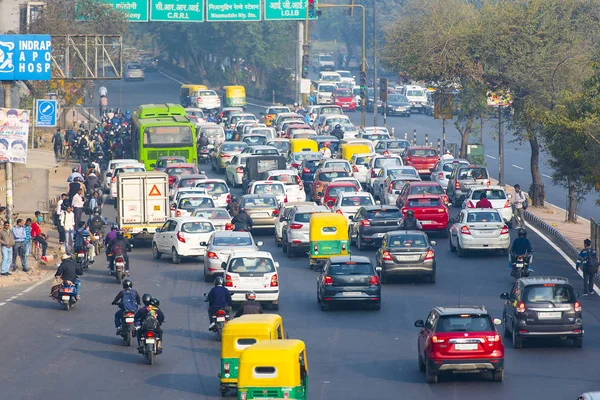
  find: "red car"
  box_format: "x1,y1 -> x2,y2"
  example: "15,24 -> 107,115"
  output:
165,163 -> 199,187
321,181 -> 361,208
400,194 -> 449,234
402,146 -> 440,176
333,88 -> 357,112
415,306 -> 505,383
395,181 -> 449,207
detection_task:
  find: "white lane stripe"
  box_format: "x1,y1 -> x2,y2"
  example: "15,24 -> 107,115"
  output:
525,221 -> 600,296
542,174 -> 552,178
512,164 -> 524,170
22,272 -> 55,293
486,155 -> 496,159
0,302 -> 5,306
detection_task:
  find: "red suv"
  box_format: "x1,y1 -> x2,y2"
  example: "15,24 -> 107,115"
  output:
321,181 -> 360,208
415,306 -> 505,383
395,181 -> 450,207
402,146 -> 440,176
400,194 -> 449,234
333,88 -> 357,111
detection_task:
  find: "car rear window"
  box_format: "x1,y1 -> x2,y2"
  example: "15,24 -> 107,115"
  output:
319,171 -> 350,182
388,233 -> 428,248
436,315 -> 494,332
269,174 -> 301,185
199,90 -> 217,96
294,212 -> 313,223
391,180 -> 411,190
388,140 -> 409,149
410,149 -> 437,157
242,197 -> 277,208
466,211 -> 502,223
366,209 -> 401,219
341,196 -> 374,206
327,185 -> 358,197
178,197 -> 215,209
202,127 -> 224,138
229,257 -> 276,275
251,129 -> 273,137
329,262 -> 373,275
472,189 -> 506,200
222,143 -> 247,152
374,158 -> 401,168
407,198 -> 440,207
193,209 -> 230,220
268,141 -> 288,151
181,222 -> 214,233
324,162 -> 351,171
458,167 -> 488,179
196,182 -> 228,194
294,153 -> 321,162
354,156 -> 374,166
443,161 -> 468,172
254,184 -> 284,195
304,159 -> 320,169
180,178 -> 203,187
243,136 -> 267,146
523,284 -> 575,304
213,235 -> 252,246
409,185 -> 443,195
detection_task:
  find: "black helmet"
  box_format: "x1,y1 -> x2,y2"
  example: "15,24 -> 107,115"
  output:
122,279 -> 132,289
111,223 -> 118,230
116,230 -> 124,239
150,297 -> 160,307
214,275 -> 224,287
240,207 -> 247,213
231,196 -> 237,203
72,167 -> 78,173
406,210 -> 415,218
142,293 -> 152,306
335,124 -> 341,129
245,291 -> 256,301
518,228 -> 527,238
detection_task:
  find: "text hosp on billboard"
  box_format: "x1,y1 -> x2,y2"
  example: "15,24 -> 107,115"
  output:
7,39 -> 51,75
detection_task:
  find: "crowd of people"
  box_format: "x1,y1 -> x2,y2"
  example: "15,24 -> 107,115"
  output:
0,212 -> 49,277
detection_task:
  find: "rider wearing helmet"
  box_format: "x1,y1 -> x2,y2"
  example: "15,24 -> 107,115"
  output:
205,276 -> 232,330
198,132 -> 209,148
67,167 -> 84,183
399,209 -> 422,230
231,207 -> 253,232
331,124 -> 344,140
441,149 -> 454,161
235,291 -> 264,318
107,230 -> 132,274
510,228 -> 533,270
134,293 -> 165,350
111,278 -> 141,334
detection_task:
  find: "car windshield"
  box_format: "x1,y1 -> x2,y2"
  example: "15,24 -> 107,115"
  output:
523,284 -> 575,304
167,167 -> 194,176
472,189 -> 507,200
229,257 -> 276,275
304,160 -> 320,169
213,235 -> 252,246
329,262 -> 373,275
407,197 -> 440,207
388,233 -> 428,248
179,177 -> 204,187
243,136 -> 267,145
320,85 -> 336,93
406,89 -> 425,97
181,221 -> 214,233
268,107 -> 289,114
319,171 -> 350,182
193,209 -> 230,219
374,158 -> 402,168
410,149 -> 437,157
459,167 -> 489,180
364,134 -> 387,141
466,211 -> 502,223
354,156 -> 374,166
202,127 -> 224,138
320,107 -> 342,115
324,162 -> 350,171
196,182 -> 228,194
199,90 -> 217,96
366,208 -> 401,219
116,167 -> 144,174
388,95 -> 409,102
242,197 -> 277,208
320,55 -> 334,62
409,185 -> 443,195
254,184 -> 284,195
222,143 -> 247,152
267,141 -> 288,151
254,148 -> 278,155
250,129 -> 273,136
158,158 -> 185,166
443,161 -> 469,172
327,185 -> 358,197
178,197 -> 215,209
338,71 -> 352,78
128,64 -> 142,70
436,315 -> 494,332
323,75 -> 340,82
294,212 -> 314,223
270,174 -> 300,185
397,167 -> 418,177
325,117 -> 350,125
336,89 -> 352,96
391,180 -> 412,190
388,140 -> 409,149
341,196 -> 373,206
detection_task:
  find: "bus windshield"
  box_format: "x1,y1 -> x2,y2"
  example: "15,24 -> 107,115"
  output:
143,125 -> 193,147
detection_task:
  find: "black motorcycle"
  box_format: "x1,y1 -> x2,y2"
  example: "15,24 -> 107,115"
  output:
138,321 -> 162,365
198,146 -> 211,163
511,252 -> 533,279
119,310 -> 136,346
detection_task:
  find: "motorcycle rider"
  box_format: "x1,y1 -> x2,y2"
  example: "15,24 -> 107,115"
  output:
205,276 -> 232,330
331,124 -> 344,140
231,207 -> 253,231
67,167 -> 84,183
111,279 -> 141,335
198,132 -> 209,148
509,228 -> 533,272
107,230 -> 132,275
134,293 -> 165,352
87,209 -> 106,234
227,196 -> 240,217
73,221 -> 95,264
55,253 -> 84,299
104,224 -> 118,264
235,291 -> 263,318
399,210 -> 422,230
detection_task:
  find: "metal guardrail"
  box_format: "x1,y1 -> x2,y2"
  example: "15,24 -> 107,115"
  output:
591,217 -> 600,254
525,210 -> 580,260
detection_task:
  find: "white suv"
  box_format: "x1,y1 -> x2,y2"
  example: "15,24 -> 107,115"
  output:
248,180 -> 287,205
224,251 -> 280,310
152,217 -> 215,264
194,179 -> 230,208
190,89 -> 221,110
264,170 -> 306,203
403,85 -> 428,113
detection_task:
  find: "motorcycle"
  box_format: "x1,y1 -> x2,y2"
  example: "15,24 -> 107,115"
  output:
114,254 -> 126,284
119,310 -> 136,346
198,146 -> 211,163
138,325 -> 161,365
511,253 -> 533,279
76,242 -> 89,269
211,308 -> 231,341
57,283 -> 78,311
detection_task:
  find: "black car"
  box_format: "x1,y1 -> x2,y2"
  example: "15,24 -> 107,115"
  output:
301,159 -> 321,194
375,230 -> 437,283
501,276 -> 583,348
348,206 -> 402,250
384,94 -> 411,116
317,255 -> 381,311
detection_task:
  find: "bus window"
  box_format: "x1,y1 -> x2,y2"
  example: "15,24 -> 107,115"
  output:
144,126 -> 193,146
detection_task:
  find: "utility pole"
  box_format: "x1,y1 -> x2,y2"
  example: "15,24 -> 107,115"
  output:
498,105 -> 505,186
296,21 -> 304,106
373,0 -> 378,126
2,81 -> 14,224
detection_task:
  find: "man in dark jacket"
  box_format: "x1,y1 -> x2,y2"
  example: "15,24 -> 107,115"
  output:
331,124 -> 344,140
107,230 -> 132,274
111,279 -> 141,333
134,294 -> 165,350
55,253 -> 84,297
205,276 -> 232,329
85,172 -> 100,193
235,291 -> 263,317
399,210 -> 422,230
576,238 -> 598,296
231,208 -> 253,231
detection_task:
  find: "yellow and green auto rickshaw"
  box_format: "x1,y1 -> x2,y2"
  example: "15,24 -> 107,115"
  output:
237,339 -> 308,400
308,213 -> 349,269
180,84 -> 208,107
219,314 -> 285,397
289,138 -> 318,154
224,85 -> 247,108
339,143 -> 371,161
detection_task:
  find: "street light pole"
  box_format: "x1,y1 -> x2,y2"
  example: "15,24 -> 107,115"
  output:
498,105 -> 505,186
373,0 -> 378,127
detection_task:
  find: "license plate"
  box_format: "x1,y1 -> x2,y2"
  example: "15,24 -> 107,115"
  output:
61,296 -> 70,301
396,255 -> 421,261
375,233 -> 385,237
538,311 -> 562,319
125,317 -> 134,323
254,213 -> 268,217
243,277 -> 262,282
216,317 -> 226,322
145,338 -> 155,344
478,230 -> 496,235
342,292 -> 361,296
77,253 -> 85,258
419,221 -> 432,225
116,262 -> 124,267
455,343 -> 478,350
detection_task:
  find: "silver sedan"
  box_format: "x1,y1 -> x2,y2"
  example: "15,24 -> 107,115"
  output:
201,231 -> 263,282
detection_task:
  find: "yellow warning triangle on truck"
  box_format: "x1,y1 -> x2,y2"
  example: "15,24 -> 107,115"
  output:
148,184 -> 162,196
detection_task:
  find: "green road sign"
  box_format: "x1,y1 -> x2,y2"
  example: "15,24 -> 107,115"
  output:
150,0 -> 203,21
206,0 -> 261,21
264,0 -> 318,20
104,0 -> 149,21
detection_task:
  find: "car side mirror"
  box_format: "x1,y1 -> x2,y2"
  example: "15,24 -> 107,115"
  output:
430,241 -> 437,246
280,217 -> 287,222
375,200 -> 381,205
106,172 -> 112,177
348,216 -> 354,221
493,318 -> 502,326
394,190 -> 401,195
414,320 -> 425,328
199,241 -> 207,246
257,241 -> 264,246
326,200 -> 333,207
274,262 -> 280,269
500,292 -> 509,300
375,266 -> 382,272
221,262 -> 227,269
507,194 -> 513,199
155,228 -> 161,233
445,174 -> 451,179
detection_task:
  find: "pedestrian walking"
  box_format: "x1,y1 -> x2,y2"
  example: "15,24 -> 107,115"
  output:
12,219 -> 28,272
99,95 -> 108,117
31,212 -> 48,262
0,221 -> 14,276
72,188 -> 85,227
61,205 -> 76,253
56,193 -> 68,244
52,128 -> 63,163
576,239 -> 599,296
512,184 -> 528,229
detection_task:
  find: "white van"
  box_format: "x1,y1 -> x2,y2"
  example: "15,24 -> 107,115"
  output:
314,82 -> 337,105
319,71 -> 342,84
403,85 -> 428,113
312,53 -> 335,72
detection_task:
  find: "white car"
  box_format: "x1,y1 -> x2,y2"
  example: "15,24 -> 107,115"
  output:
192,208 -> 232,231
274,201 -> 316,246
366,155 -> 403,192
360,126 -> 390,136
223,251 -> 280,309
331,177 -> 363,191
449,208 -> 510,256
190,89 -> 221,110
173,194 -> 215,217
248,180 -> 287,204
404,85 -> 428,113
185,107 -> 206,125
247,126 -> 276,140
264,170 -> 306,203
202,231 -> 262,282
152,217 -> 215,264
462,186 -> 514,226
194,179 -> 230,208
110,164 -> 146,200
266,138 -> 290,157
331,191 -> 377,224
335,70 -> 355,85
224,154 -> 248,189
349,153 -> 376,185
172,187 -> 207,206
103,159 -> 138,192
318,159 -> 352,173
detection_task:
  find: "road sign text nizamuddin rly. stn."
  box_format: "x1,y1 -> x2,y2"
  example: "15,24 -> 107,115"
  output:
206,0 -> 261,21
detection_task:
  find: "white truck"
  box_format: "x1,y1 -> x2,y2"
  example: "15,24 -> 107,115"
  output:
117,171 -> 169,240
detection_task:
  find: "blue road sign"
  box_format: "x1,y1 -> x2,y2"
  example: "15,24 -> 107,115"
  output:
0,35 -> 52,81
36,99 -> 57,127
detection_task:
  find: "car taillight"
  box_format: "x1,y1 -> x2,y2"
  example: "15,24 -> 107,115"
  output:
575,301 -> 582,312
225,274 -> 233,287
517,302 -> 526,313
224,362 -> 230,374
369,275 -> 380,285
437,208 -> 446,213
431,335 -> 445,343
273,209 -> 280,216
236,167 -> 243,173
405,156 -> 412,164
303,168 -> 310,174
341,242 -> 347,251
291,163 -> 300,168
111,176 -> 116,183
206,251 -> 218,259
500,225 -> 509,235
284,196 -> 288,203
455,181 -> 460,189
486,180 -> 491,186
225,223 -> 234,230
460,226 -> 471,235
467,201 -> 475,208
221,154 -> 231,158
323,276 -> 334,285
504,200 -> 511,208
382,250 -> 393,261
226,194 -> 231,204
352,165 -> 359,172
486,334 -> 501,342
289,223 -> 303,229
424,249 -> 434,260
240,393 -> 247,400
438,172 -> 444,179
314,243 -> 318,252
176,210 -> 182,217
371,170 -> 377,177
270,274 -> 278,287
442,195 -> 449,204
361,219 -> 371,227
177,232 -> 186,243
336,210 -> 343,214
388,182 -> 394,192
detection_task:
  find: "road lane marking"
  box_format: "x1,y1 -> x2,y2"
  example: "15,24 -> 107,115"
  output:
525,221 -> 600,296
0,302 -> 5,306
486,155 -> 496,159
542,174 -> 552,178
512,164 -> 524,170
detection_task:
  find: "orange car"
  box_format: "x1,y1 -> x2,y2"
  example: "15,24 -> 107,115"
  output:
311,168 -> 351,204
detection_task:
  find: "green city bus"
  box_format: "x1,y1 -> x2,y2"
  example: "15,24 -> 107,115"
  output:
132,103 -> 197,170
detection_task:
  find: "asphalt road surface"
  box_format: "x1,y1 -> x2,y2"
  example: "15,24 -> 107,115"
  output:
1,73 -> 597,399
